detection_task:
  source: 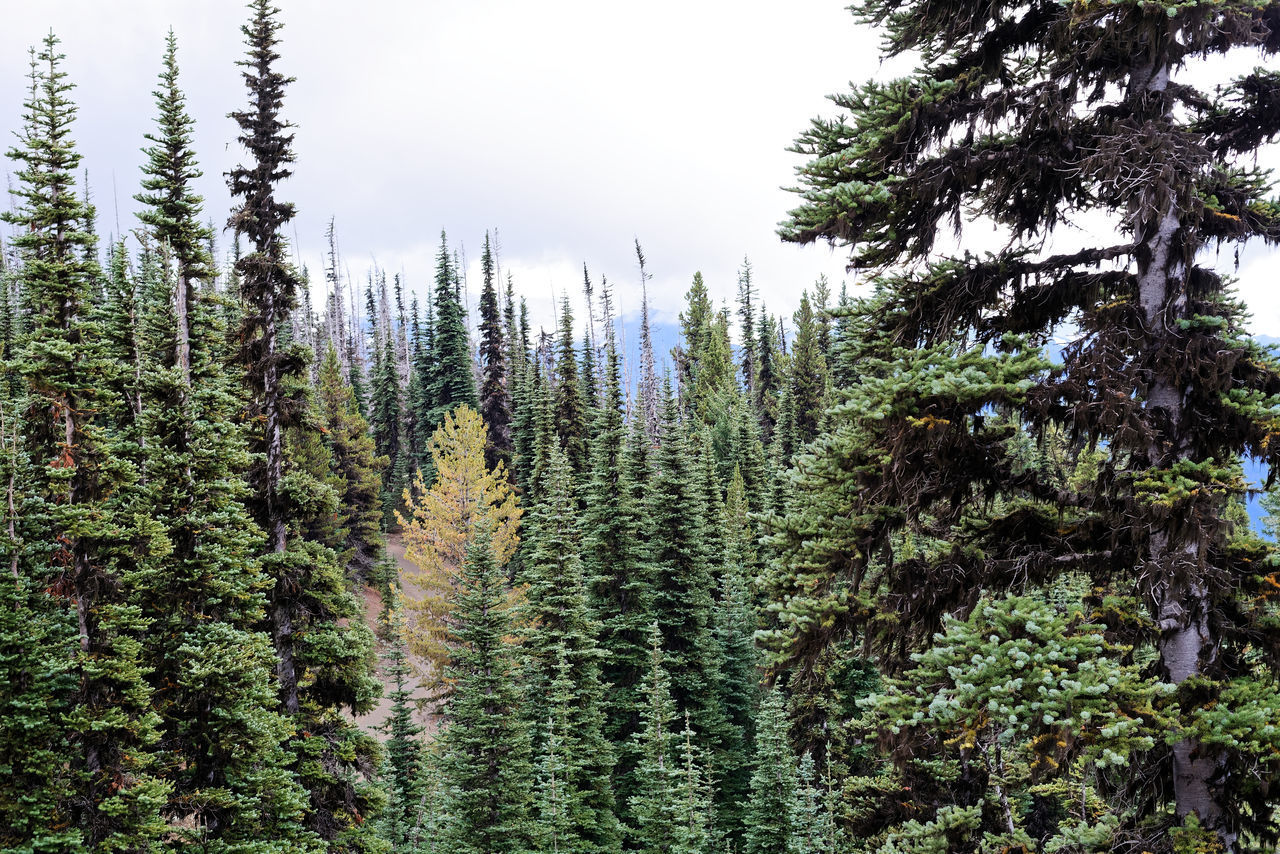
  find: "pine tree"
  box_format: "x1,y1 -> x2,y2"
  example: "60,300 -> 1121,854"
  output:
477,232 -> 512,472
3,34 -> 168,850
439,526 -> 534,854
776,2 -> 1280,848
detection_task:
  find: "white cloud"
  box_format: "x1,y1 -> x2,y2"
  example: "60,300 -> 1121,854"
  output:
0,2 -> 1274,339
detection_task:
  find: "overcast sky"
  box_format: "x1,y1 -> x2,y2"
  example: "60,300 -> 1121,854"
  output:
1,2 -> 1277,339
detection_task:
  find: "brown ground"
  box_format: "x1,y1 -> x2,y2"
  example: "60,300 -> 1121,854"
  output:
352,533 -> 441,738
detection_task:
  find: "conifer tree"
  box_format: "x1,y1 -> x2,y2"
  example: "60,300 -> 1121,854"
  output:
776,2 -> 1280,848
630,624 -> 715,854
136,29 -> 214,386
477,232 -> 512,471
227,0 -> 305,709
738,257 -> 757,395
370,329 -> 405,526
3,34 -> 167,849
785,291 -> 827,450
426,232 -> 477,432
553,292 -> 587,477
410,295 -> 436,475
398,405 -> 521,679
508,353 -> 539,493
378,596 -> 425,849
710,467 -> 760,837
502,273 -> 527,480
402,298 -> 426,469
227,5 -> 383,846
646,383 -> 718,718
786,753 -> 839,854
439,526 -> 535,854
316,346 -> 386,581
744,688 -> 799,854
675,272 -> 735,427
635,240 -> 661,442
519,444 -> 623,851
130,36 -> 322,840
523,360 -> 558,512
583,336 -> 654,813
99,240 -> 146,469
753,304 -> 781,444
579,329 -> 599,424
533,646 -> 624,854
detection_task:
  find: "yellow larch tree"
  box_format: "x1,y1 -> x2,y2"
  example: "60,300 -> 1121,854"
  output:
397,404 -> 522,683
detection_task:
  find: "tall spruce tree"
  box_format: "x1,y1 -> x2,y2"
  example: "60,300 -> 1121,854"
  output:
133,31 -> 318,846
743,688 -> 799,854
553,293 -> 587,478
774,2 -> 1280,850
738,257 -> 758,395
227,4 -> 382,847
754,304 -> 781,445
635,240 -> 661,442
439,525 -> 535,854
583,336 -> 654,816
316,346 -> 386,581
2,34 -> 168,850
370,328 -> 405,527
785,291 -> 827,450
136,29 -> 214,386
629,624 -> 716,854
646,383 -> 715,709
378,597 -> 425,850
426,232 -> 477,432
645,380 -> 735,812
518,443 -> 623,852
477,232 -> 512,471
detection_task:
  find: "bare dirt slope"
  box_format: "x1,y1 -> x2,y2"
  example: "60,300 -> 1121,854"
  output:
352,533 -> 440,737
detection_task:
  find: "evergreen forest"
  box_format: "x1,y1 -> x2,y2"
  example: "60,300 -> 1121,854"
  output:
3,2 -> 1280,853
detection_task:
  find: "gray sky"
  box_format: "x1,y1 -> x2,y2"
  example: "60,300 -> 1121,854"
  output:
1,2 -> 1277,337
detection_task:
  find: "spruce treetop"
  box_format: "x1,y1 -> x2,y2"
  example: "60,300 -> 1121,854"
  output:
136,29 -> 213,284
